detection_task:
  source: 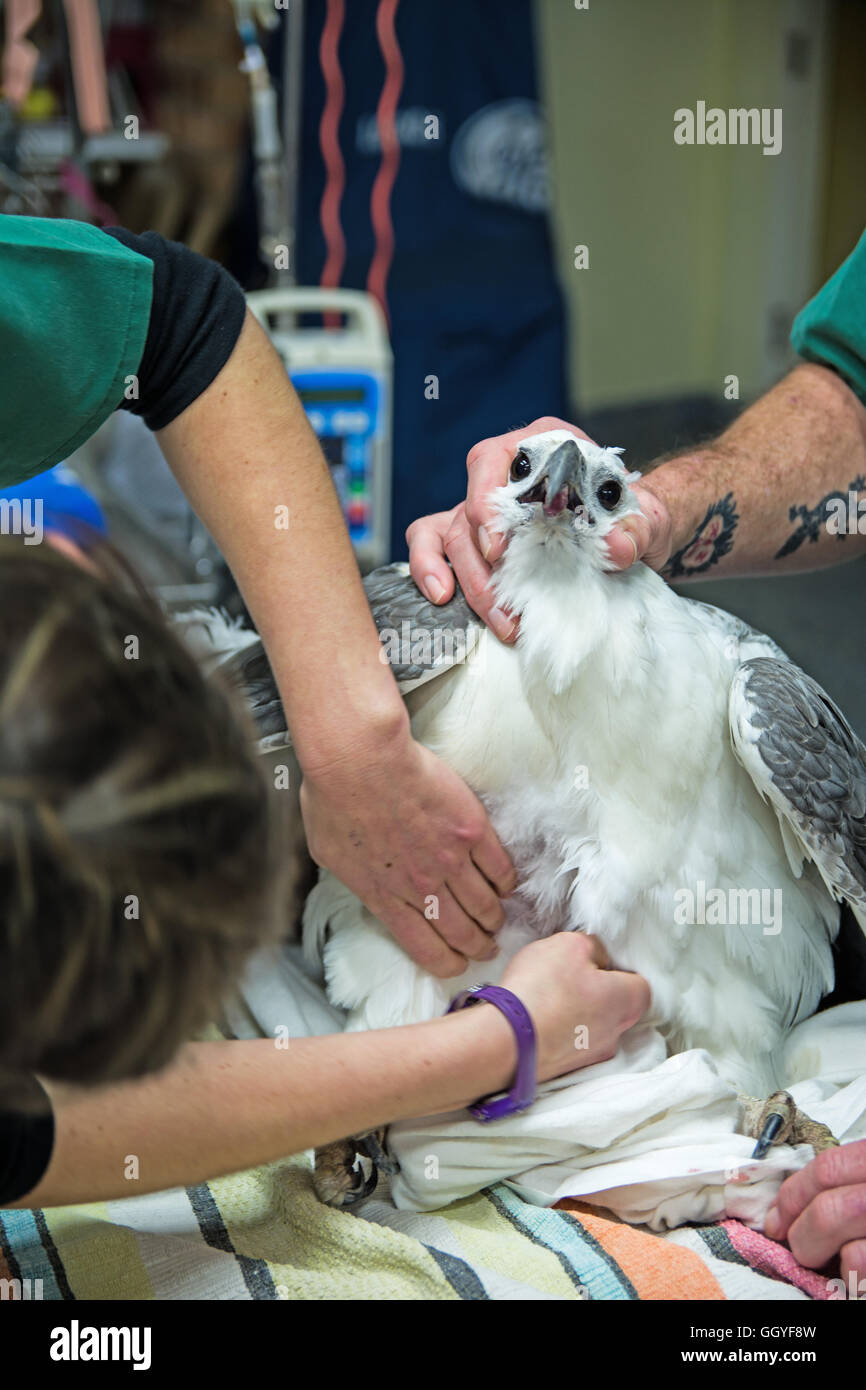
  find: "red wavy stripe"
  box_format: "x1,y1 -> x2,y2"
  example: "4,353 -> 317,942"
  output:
366,0 -> 404,330
318,0 -> 346,320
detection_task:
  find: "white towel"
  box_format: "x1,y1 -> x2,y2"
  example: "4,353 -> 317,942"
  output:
234,944 -> 866,1231
387,1002 -> 866,1229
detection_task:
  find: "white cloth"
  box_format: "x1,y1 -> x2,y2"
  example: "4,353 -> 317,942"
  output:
388,1002 -> 866,1229
225,942 -> 346,1041
234,945 -> 866,1232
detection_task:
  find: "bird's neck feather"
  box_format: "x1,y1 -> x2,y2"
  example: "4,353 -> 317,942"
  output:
493,535 -> 662,697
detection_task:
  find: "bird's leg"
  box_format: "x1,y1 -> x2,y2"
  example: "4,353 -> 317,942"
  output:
312,1128 -> 399,1208
740,1090 -> 840,1160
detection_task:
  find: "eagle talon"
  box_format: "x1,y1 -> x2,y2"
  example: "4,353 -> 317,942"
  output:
312,1128 -> 397,1207
341,1163 -> 379,1205
313,1137 -> 378,1207
742,1089 -> 840,1161
357,1128 -> 400,1176
751,1111 -> 785,1160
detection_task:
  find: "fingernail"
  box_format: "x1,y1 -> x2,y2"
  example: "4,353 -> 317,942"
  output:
764,1205 -> 781,1239
423,574 -> 446,603
479,526 -> 495,560
489,605 -> 515,641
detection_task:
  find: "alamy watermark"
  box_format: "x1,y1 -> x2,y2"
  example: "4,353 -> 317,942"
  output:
1,1276 -> 43,1299
0,496 -> 43,544
674,880 -> 782,935
378,622 -> 482,671
674,102 -> 782,157
826,492 -> 866,536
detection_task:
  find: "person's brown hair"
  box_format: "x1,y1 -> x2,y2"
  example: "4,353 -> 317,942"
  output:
0,539 -> 287,1099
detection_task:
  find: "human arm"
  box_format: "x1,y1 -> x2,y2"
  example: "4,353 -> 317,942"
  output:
156,308 -> 515,976
644,363 -> 866,581
647,226 -> 866,580
409,230 -> 866,612
408,363 -> 866,621
6,933 -> 649,1207
0,217 -> 513,976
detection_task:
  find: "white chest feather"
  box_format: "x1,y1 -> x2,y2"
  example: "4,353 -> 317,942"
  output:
307,561 -> 837,1095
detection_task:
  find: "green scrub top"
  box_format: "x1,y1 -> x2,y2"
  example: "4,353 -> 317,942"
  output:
0,215 -> 153,488
791,228 -> 866,406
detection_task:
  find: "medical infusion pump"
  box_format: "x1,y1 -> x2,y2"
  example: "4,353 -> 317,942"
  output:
246,287 -> 392,569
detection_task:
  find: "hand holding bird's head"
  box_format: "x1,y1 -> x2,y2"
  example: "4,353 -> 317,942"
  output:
494,431 -> 643,572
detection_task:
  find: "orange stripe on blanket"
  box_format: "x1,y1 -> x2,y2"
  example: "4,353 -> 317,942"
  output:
556,1201 -> 725,1301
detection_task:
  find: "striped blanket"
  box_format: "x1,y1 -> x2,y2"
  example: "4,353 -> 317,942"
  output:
0,1153 -> 834,1301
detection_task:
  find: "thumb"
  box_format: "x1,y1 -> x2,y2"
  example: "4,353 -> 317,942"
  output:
606,486 -> 672,573
606,514 -> 652,571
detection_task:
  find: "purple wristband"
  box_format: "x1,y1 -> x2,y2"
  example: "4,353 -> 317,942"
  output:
446,984 -> 537,1121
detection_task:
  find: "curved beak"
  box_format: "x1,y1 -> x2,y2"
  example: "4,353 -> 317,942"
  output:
543,440 -> 583,517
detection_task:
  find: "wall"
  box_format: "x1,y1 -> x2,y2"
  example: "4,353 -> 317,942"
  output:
535,0 -> 830,412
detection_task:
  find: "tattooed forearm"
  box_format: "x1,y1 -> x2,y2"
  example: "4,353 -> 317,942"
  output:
775,475 -> 866,558
662,492 -> 739,579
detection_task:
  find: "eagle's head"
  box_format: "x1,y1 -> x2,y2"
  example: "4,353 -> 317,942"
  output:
494,430 -> 642,572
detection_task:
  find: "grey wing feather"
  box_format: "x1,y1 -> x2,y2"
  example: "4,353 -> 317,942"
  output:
210,563 -> 480,750
361,562 -> 481,690
729,656 -> 866,932
221,644 -> 291,750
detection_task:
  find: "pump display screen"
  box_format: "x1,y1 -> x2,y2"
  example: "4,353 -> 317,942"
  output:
290,370 -> 381,545
297,386 -> 367,405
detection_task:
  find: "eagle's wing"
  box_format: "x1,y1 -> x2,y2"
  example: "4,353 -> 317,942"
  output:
171,606 -> 292,751
729,656 -> 866,933
361,562 -> 481,692
215,563 -> 481,751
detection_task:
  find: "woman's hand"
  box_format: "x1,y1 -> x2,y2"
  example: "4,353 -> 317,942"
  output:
764,1140 -> 866,1288
300,723 -> 517,978
407,416 -> 673,637
500,931 -> 651,1081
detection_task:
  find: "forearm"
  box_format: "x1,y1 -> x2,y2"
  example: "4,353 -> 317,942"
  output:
14,1009 -> 515,1207
643,364 -> 866,581
156,309 -> 406,773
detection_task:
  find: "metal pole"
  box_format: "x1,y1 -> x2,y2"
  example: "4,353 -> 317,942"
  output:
281,0 -> 305,288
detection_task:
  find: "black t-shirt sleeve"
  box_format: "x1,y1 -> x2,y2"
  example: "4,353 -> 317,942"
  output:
0,1078 -> 54,1206
102,227 -> 247,432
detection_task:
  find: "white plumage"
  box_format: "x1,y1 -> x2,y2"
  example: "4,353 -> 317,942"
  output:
303,432 -> 866,1102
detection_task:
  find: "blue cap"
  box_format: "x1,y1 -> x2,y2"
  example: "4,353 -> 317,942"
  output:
0,463 -> 106,541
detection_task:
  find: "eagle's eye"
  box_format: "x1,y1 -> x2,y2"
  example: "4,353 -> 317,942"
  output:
596,480 -> 622,511
510,451 -> 532,483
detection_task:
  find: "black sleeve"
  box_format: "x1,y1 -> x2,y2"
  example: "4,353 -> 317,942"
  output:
0,1077 -> 54,1207
103,227 -> 248,432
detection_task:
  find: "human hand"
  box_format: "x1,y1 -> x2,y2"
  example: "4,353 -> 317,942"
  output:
764,1140 -> 866,1287
407,417 -> 674,640
300,727 -> 516,978
500,932 -> 651,1082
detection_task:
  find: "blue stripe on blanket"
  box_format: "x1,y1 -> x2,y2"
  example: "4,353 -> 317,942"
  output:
0,1207 -> 65,1300
490,1185 -> 638,1300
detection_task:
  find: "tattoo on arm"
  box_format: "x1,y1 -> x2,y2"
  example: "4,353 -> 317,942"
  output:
663,493 -> 739,579
775,475 -> 866,558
